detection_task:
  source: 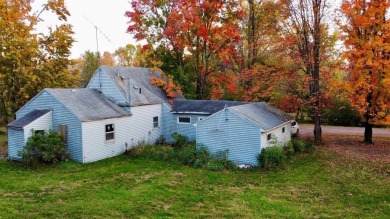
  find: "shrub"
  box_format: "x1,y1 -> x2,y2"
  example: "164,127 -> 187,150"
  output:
171,132 -> 192,149
257,146 -> 287,170
283,141 -> 295,157
304,140 -> 314,151
18,130 -> 69,167
128,142 -> 236,171
292,140 -> 306,153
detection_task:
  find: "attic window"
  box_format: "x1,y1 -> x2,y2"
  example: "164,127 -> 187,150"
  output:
267,133 -> 272,141
105,124 -> 115,141
178,117 -> 191,124
282,127 -> 285,133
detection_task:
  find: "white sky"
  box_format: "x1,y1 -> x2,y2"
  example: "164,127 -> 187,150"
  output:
32,0 -> 136,59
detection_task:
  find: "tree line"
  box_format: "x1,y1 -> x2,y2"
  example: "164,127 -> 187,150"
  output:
1,0 -> 389,144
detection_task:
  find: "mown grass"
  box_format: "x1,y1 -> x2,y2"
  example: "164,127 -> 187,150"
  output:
0,126 -> 7,155
0,148 -> 388,218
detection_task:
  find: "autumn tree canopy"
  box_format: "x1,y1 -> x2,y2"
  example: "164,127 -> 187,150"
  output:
339,0 -> 390,143
0,0 -> 78,123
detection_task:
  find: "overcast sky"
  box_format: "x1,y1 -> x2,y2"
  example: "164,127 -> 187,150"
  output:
33,0 -> 136,59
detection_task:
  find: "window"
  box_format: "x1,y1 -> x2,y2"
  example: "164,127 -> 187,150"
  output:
178,117 -> 191,124
153,116 -> 159,128
105,124 -> 114,140
267,133 -> 272,141
198,117 -> 205,122
34,130 -> 44,135
282,127 -> 285,133
58,125 -> 68,145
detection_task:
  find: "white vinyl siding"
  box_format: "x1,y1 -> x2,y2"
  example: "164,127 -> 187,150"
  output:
82,104 -> 162,163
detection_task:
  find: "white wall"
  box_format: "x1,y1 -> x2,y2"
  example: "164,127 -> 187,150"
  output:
23,111 -> 53,142
261,122 -> 292,148
82,104 -> 162,163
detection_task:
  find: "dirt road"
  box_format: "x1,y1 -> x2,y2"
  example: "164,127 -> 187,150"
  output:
299,124 -> 390,137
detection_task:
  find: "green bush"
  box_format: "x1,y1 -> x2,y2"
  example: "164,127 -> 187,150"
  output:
283,141 -> 295,157
18,130 -> 69,167
292,140 -> 306,153
171,132 -> 192,149
128,141 -> 236,171
257,146 -> 287,170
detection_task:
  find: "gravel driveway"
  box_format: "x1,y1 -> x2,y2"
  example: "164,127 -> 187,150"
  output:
299,124 -> 390,137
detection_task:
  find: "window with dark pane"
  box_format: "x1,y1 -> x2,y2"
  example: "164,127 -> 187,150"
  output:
153,116 -> 159,128
105,124 -> 114,140
178,117 -> 191,124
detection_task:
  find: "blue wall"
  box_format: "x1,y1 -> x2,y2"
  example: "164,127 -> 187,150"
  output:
7,128 -> 25,160
16,90 -> 83,162
87,68 -> 126,106
196,109 -> 261,165
171,114 -> 207,141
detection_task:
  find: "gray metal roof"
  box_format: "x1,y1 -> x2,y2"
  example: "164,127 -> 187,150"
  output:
173,99 -> 247,114
228,102 -> 293,131
8,109 -> 51,128
100,66 -> 184,106
45,88 -> 130,121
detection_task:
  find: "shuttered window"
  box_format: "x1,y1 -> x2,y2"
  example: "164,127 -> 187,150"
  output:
105,124 -> 115,140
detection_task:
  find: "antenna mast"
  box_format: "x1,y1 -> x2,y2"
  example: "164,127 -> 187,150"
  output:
83,15 -> 111,55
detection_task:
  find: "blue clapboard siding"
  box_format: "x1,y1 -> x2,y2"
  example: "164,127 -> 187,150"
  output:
161,104 -> 174,142
7,128 -> 25,160
196,109 -> 261,165
16,91 -> 83,162
171,114 -> 207,141
87,68 -> 126,106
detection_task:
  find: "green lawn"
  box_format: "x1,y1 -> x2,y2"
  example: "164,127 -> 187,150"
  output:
0,149 -> 388,218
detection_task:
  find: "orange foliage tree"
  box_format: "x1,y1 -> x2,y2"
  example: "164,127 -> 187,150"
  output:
339,0 -> 390,143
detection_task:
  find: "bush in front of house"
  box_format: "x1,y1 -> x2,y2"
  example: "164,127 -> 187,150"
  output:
18,130 -> 69,167
258,139 -> 315,170
129,133 -> 236,171
257,146 -> 287,170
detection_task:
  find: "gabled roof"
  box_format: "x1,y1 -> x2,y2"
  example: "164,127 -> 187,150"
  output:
100,66 -> 184,106
45,88 -> 130,121
8,109 -> 51,128
228,102 -> 293,131
172,99 -> 247,114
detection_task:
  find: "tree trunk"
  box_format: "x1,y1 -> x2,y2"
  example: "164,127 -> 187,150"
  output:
364,120 -> 373,144
313,114 -> 322,143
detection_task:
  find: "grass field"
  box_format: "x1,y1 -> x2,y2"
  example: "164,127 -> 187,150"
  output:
0,146 -> 389,218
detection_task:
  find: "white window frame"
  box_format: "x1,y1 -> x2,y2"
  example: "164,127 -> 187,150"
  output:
177,116 -> 191,124
105,124 -> 115,141
153,116 -> 159,128
198,117 -> 205,122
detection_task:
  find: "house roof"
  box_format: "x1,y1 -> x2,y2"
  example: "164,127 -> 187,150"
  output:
45,88 -> 130,121
7,109 -> 51,128
172,99 -> 247,114
100,66 -> 184,106
228,102 -> 293,131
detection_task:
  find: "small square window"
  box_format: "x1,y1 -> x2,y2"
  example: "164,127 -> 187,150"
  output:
153,116 -> 159,128
105,124 -> 114,140
282,127 -> 285,133
267,133 -> 272,141
178,117 -> 191,124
